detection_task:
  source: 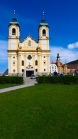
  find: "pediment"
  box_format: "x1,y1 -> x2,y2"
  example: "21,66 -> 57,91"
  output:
19,35 -> 38,49
24,35 -> 36,42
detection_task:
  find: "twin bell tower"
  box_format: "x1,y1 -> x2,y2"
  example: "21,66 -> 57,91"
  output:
8,11 -> 50,76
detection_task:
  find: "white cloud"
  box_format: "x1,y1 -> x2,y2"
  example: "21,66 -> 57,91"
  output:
68,42 -> 78,49
50,46 -> 78,63
0,40 -> 8,62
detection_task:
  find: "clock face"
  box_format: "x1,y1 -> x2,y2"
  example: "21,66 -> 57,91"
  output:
28,40 -> 31,46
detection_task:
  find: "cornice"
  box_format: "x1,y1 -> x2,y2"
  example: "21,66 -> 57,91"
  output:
7,49 -> 50,53
38,37 -> 50,40
8,37 -> 20,39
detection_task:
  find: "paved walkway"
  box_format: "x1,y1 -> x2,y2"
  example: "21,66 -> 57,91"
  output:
0,77 -> 38,93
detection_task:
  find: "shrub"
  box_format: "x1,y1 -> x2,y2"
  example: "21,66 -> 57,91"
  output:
36,75 -> 78,84
0,76 -> 23,84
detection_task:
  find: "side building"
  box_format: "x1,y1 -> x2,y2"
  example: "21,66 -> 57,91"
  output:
56,53 -> 67,74
50,61 -> 58,74
67,59 -> 78,73
8,15 -> 50,77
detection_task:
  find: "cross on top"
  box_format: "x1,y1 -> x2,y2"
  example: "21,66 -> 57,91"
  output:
42,12 -> 44,19
14,10 -> 16,17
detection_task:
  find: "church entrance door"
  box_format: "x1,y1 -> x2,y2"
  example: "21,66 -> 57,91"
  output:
26,70 -> 34,77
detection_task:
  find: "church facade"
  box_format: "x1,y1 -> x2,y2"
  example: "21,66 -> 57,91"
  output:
8,16 -> 50,77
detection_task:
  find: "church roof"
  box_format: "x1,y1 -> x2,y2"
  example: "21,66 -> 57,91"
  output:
9,18 -> 20,27
3,69 -> 8,75
39,19 -> 49,28
40,19 -> 48,25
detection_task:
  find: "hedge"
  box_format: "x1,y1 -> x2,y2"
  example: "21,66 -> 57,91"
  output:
36,75 -> 78,84
0,76 -> 23,84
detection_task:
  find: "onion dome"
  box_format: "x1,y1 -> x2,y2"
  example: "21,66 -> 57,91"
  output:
8,10 -> 20,27
39,12 -> 49,28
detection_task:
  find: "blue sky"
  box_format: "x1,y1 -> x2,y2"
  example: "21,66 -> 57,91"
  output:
0,0 -> 78,72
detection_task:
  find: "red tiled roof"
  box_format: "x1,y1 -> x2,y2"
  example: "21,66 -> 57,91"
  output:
51,61 -> 55,64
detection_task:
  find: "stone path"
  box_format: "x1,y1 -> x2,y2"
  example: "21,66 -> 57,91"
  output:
0,77 -> 38,93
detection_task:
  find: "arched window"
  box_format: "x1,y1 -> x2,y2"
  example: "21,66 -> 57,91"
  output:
35,69 -> 38,72
22,60 -> 24,66
43,60 -> 46,65
22,69 -> 24,72
12,28 -> 16,35
35,60 -> 38,65
13,69 -> 15,72
42,29 -> 46,36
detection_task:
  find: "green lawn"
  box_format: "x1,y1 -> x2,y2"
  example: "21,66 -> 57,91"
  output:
0,84 -> 78,139
0,84 -> 19,89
